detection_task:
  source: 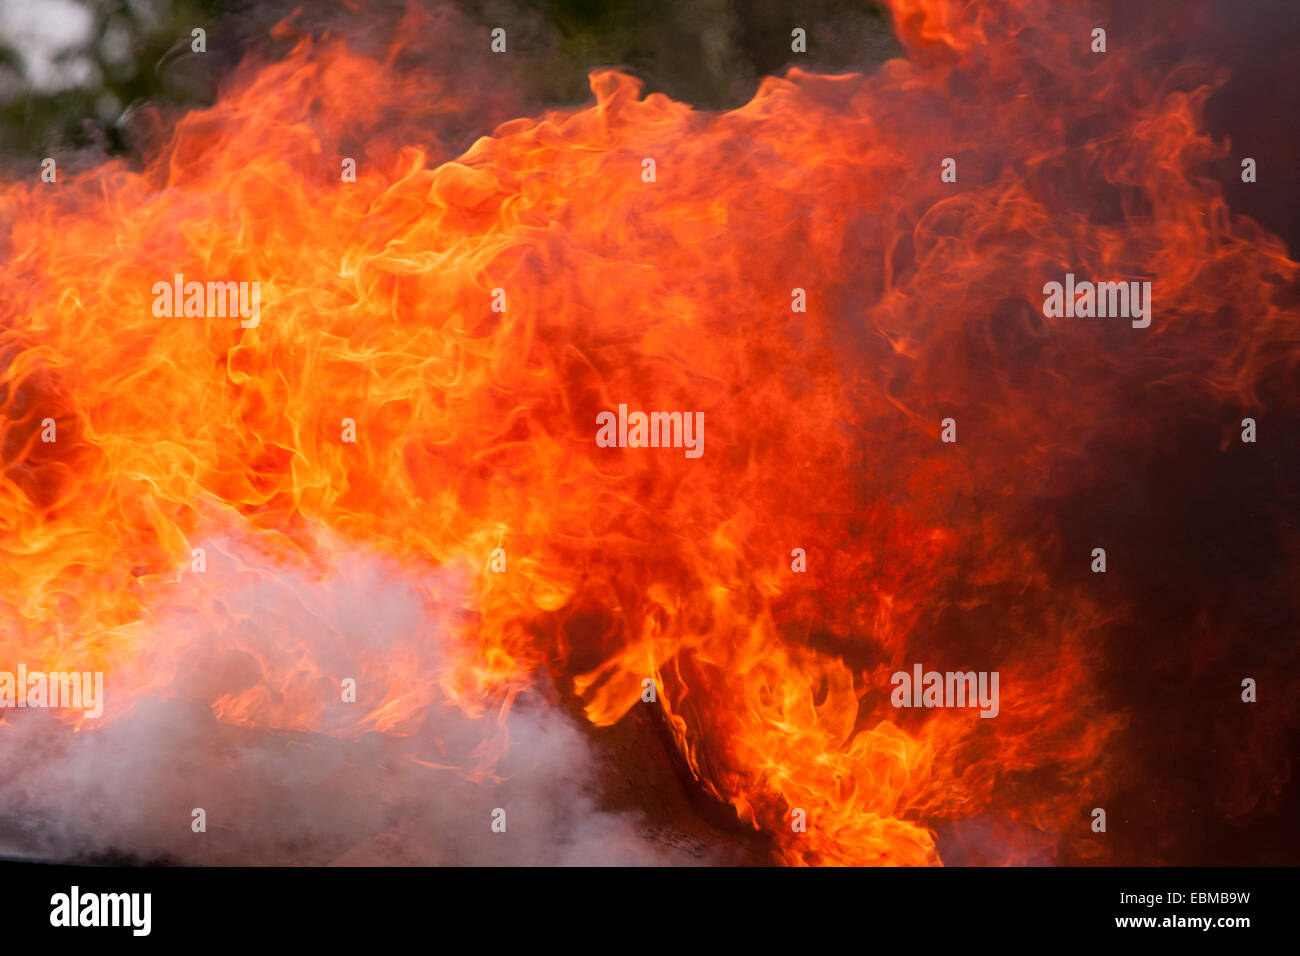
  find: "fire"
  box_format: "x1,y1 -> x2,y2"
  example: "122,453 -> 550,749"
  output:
1,0 -> 1295,865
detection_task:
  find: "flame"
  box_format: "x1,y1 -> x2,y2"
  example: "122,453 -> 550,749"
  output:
1,0 -> 1295,865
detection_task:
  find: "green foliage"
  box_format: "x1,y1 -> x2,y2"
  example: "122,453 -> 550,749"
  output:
0,0 -> 222,156
528,0 -> 896,105
0,0 -> 897,158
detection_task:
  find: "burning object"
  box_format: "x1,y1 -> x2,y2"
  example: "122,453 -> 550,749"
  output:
0,0 -> 1296,867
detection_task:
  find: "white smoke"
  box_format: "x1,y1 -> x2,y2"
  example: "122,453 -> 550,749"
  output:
0,528 -> 700,865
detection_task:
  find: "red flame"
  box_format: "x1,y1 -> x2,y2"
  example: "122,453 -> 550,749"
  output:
1,0 -> 1295,865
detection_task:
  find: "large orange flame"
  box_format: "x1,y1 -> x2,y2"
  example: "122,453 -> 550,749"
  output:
1,0 -> 1295,865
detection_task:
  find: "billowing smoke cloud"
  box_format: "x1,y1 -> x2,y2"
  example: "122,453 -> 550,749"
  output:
0,526 -> 700,865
